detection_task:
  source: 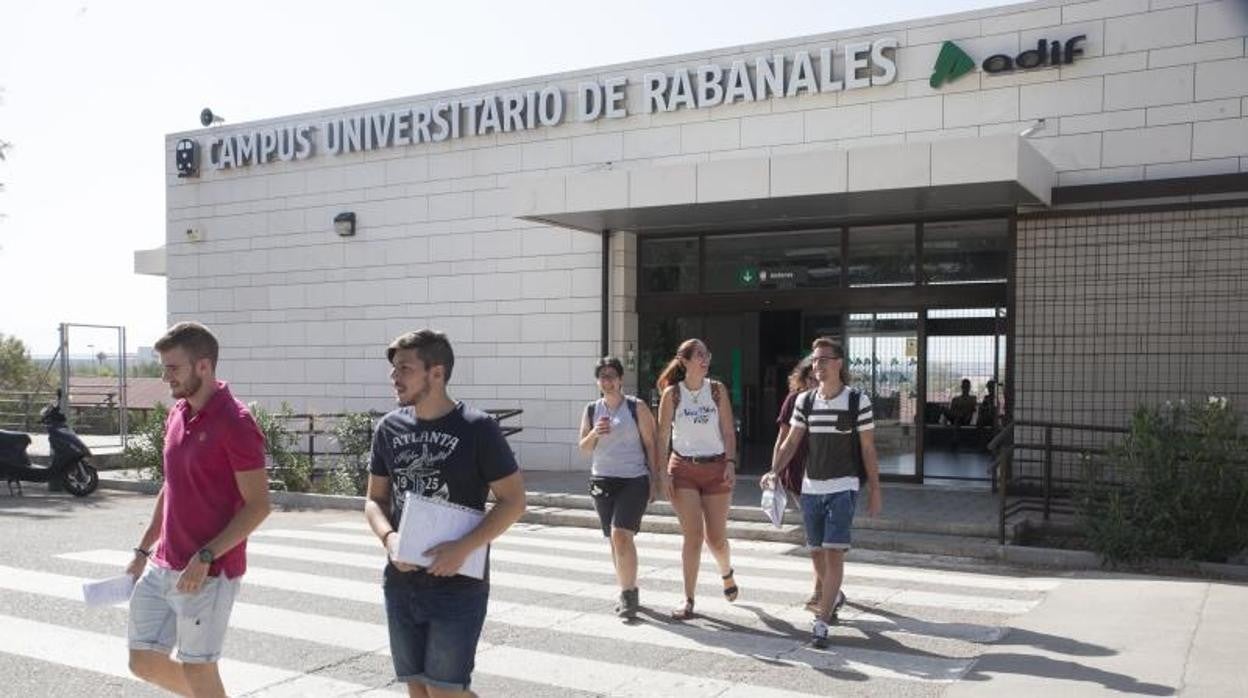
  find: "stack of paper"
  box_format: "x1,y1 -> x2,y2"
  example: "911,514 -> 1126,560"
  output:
395,492 -> 488,579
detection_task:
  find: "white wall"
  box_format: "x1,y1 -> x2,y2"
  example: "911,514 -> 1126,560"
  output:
163,0 -> 1248,469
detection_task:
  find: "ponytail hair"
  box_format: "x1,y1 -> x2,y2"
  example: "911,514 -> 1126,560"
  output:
656,338 -> 704,392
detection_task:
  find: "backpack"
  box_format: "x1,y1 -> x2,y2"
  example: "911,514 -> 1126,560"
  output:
802,387 -> 866,484
585,395 -> 647,453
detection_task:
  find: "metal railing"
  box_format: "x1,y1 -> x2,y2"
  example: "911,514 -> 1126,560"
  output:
273,408 -> 525,471
990,420 -> 1130,544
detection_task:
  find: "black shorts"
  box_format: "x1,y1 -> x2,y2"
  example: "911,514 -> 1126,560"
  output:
589,475 -> 650,537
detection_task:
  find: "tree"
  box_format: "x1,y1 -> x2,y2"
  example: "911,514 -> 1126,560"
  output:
0,334 -> 39,391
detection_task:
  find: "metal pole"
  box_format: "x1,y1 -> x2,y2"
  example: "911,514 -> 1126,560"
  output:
308,414 -> 316,467
58,324 -> 70,417
1043,426 -> 1053,521
119,326 -> 129,448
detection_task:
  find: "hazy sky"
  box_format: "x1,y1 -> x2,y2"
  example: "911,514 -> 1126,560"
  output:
0,0 -> 1027,356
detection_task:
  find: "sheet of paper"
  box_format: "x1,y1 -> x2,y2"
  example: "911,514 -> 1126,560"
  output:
395,492 -> 488,579
82,574 -> 136,608
761,485 -> 787,528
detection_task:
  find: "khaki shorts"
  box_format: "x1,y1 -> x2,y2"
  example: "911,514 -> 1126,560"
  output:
668,455 -> 732,496
128,565 -> 240,664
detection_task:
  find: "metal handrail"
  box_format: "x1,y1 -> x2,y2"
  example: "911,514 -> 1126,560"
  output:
273,408 -> 525,468
992,420 -> 1130,544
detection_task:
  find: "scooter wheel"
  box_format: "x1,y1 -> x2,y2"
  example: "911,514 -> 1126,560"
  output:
63,460 -> 99,497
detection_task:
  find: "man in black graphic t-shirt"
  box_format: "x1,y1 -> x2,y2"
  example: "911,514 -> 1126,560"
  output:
364,329 -> 525,696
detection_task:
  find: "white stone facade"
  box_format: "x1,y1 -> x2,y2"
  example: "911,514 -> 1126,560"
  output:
162,0 -> 1248,470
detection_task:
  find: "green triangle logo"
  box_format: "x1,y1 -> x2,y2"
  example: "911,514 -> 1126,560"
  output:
930,41 -> 976,89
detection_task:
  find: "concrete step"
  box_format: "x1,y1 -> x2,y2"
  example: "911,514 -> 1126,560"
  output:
520,505 -> 805,544
526,491 -> 1000,539
519,504 -> 1009,561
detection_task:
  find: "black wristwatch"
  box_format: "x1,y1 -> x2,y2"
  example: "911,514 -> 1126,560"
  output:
197,548 -> 215,564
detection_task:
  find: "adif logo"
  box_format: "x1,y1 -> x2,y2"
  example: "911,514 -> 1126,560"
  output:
930,36 -> 1086,89
930,42 -> 975,89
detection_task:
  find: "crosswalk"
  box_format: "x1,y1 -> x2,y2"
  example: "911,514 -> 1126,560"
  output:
0,515 -> 1064,697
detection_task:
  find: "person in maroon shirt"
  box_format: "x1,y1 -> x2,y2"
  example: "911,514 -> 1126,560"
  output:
773,358 -> 822,611
126,322 -> 270,698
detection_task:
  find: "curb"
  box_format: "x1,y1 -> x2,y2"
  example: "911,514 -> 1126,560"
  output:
97,478 -> 1248,580
525,492 -> 1000,538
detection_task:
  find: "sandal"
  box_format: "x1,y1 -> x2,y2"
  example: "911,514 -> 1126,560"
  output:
671,597 -> 695,620
721,569 -> 739,602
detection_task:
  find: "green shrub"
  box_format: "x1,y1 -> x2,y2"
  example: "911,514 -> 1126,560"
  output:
309,412 -> 373,496
249,402 -> 312,492
124,404 -> 168,481
1079,397 -> 1248,565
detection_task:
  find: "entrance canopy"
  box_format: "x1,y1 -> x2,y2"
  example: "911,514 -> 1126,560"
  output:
513,134 -> 1054,234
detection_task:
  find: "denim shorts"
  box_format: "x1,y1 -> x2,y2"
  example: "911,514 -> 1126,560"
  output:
383,565 -> 490,692
800,490 -> 858,551
127,565 -> 241,663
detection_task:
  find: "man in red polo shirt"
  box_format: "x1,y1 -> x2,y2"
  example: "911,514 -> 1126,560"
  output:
125,322 -> 270,697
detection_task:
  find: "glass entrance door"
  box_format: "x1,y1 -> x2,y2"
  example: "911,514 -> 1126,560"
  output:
846,312 -> 919,480
922,308 -> 1006,486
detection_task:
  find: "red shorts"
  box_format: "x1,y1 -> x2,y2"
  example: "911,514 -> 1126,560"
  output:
668,454 -> 732,496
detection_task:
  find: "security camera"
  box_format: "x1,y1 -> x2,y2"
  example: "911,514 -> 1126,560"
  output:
200,108 -> 225,127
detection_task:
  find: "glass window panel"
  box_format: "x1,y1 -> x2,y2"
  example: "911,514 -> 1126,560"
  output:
703,230 -> 841,292
927,308 -> 998,319
923,219 -> 1008,285
848,224 -> 916,287
639,237 -> 698,293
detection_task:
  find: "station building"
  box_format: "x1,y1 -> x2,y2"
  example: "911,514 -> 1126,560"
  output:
137,0 -> 1248,482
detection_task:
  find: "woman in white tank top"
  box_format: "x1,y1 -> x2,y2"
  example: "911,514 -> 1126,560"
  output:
656,338 -> 740,620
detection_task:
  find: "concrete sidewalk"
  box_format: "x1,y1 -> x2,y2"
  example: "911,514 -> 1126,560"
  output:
944,572 -> 1247,697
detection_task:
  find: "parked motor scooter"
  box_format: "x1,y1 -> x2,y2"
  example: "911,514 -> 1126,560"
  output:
0,392 -> 99,497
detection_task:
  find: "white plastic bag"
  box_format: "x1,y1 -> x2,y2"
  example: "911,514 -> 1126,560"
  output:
761,485 -> 787,528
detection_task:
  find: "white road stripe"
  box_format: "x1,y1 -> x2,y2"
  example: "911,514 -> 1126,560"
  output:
257,528 -> 1059,593
1,564 -> 867,695
321,519 -> 802,554
0,613 -> 393,697
58,550 -> 1007,647
240,539 -> 1041,615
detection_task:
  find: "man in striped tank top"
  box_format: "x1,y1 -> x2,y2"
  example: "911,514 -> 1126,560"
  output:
763,337 -> 882,649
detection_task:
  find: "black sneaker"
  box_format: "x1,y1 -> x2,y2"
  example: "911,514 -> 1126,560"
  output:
616,588 -> 639,619
832,590 -> 847,620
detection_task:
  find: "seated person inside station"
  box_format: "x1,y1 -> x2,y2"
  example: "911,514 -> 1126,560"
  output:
948,379 -> 978,427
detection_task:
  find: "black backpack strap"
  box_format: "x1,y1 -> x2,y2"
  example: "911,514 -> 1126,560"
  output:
624,395 -> 639,422
802,389 -> 815,423
624,395 -> 649,456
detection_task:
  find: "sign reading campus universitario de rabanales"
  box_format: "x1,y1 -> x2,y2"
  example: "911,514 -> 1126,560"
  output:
190,39 -> 899,173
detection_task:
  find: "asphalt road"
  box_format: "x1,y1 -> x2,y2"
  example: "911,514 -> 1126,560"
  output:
0,488 -> 1242,697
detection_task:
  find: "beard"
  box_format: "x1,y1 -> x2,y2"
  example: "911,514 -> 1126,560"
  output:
170,372 -> 203,400
398,382 -> 431,408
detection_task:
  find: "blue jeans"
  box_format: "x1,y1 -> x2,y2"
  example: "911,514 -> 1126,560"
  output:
383,565 -> 490,691
800,490 -> 858,550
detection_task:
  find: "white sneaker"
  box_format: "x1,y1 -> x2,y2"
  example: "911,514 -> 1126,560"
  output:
811,618 -> 830,649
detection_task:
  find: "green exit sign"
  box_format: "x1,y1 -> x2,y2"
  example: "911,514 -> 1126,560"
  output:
737,267 -> 758,287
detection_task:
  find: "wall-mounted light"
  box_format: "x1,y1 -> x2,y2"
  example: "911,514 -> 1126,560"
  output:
334,211 -> 356,237
1018,118 -> 1046,138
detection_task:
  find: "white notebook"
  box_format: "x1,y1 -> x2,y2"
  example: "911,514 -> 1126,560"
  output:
395,492 -> 488,579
